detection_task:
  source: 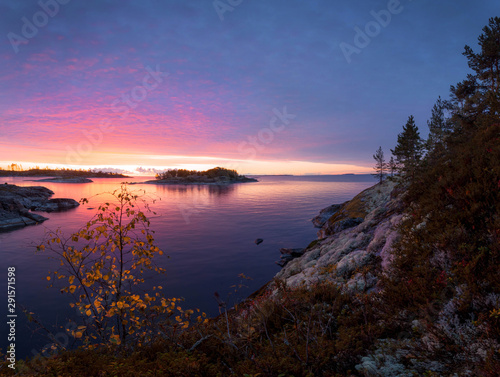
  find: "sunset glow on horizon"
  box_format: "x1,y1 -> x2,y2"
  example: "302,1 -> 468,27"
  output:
0,155 -> 373,176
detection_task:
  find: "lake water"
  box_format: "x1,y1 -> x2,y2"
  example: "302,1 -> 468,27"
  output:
0,175 -> 376,359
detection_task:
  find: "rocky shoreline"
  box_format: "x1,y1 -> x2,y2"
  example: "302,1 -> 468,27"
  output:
0,184 -> 80,230
272,179 -> 402,291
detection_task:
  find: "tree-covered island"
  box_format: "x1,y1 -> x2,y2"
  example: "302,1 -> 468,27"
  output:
0,164 -> 129,179
147,167 -> 258,184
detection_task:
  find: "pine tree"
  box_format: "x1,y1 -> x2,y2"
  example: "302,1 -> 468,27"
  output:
391,115 -> 423,181
451,17 -> 500,119
372,146 -> 385,183
387,156 -> 396,177
463,16 -> 500,93
427,96 -> 452,150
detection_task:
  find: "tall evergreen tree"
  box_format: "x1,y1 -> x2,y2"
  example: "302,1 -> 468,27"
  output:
451,17 -> 500,120
391,115 -> 423,181
372,146 -> 385,183
463,16 -> 500,94
427,96 -> 452,150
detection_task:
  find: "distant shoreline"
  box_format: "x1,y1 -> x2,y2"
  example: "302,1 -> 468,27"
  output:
0,172 -> 130,179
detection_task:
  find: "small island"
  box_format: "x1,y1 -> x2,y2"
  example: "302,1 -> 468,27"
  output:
143,167 -> 258,185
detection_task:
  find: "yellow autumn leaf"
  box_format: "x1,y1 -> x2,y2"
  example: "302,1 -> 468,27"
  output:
85,309 -> 92,316
69,285 -> 76,294
74,331 -> 83,339
109,334 -> 121,345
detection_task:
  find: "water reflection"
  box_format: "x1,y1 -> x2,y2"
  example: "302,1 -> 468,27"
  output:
152,183 -> 238,197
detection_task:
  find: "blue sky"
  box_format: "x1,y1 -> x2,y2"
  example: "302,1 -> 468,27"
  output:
0,0 -> 497,174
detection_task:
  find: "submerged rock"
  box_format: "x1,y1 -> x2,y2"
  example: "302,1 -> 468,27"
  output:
32,198 -> 80,212
255,238 -> 264,245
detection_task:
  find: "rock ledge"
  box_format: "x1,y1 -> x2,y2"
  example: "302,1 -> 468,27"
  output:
0,184 -> 79,230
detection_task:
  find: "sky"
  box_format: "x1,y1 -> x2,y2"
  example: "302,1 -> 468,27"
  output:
0,0 -> 498,175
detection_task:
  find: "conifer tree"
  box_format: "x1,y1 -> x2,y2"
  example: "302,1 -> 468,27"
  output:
391,115 -> 423,181
451,17 -> 500,119
372,146 -> 385,183
426,96 -> 452,150
387,156 -> 396,177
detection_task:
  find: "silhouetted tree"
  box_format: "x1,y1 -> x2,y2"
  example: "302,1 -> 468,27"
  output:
372,146 -> 385,183
391,115 -> 424,181
426,96 -> 452,151
451,17 -> 500,119
387,156 -> 397,177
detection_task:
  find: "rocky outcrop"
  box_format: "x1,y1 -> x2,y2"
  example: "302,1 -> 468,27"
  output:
33,198 -> 81,212
0,184 -> 79,230
274,179 -> 402,292
315,181 -> 399,239
275,248 -> 305,267
311,203 -> 342,228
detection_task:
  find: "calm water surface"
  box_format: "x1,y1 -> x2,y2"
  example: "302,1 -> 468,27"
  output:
0,175 -> 375,358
